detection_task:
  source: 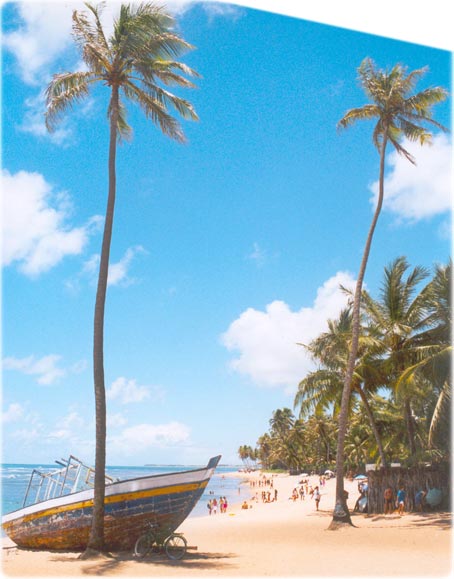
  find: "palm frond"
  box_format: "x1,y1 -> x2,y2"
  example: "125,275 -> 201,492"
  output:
428,380 -> 451,446
123,80 -> 186,142
129,75 -> 199,121
45,71 -> 96,132
337,104 -> 379,130
339,57 -> 447,160
72,6 -> 110,74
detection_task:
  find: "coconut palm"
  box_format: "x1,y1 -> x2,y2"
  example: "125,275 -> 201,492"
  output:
362,257 -> 434,456
395,261 -> 452,452
331,58 -> 447,528
45,2 -> 199,553
295,308 -> 388,467
256,433 -> 273,470
269,408 -> 295,438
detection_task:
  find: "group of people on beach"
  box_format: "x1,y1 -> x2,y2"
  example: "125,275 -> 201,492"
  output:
207,496 -> 228,515
383,485 -> 429,515
249,475 -> 275,489
290,480 -> 316,500
290,483 -> 322,510
383,485 -> 407,515
256,489 -> 278,503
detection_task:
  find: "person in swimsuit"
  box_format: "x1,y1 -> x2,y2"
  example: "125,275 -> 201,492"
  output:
396,486 -> 406,515
384,487 -> 394,514
314,486 -> 321,511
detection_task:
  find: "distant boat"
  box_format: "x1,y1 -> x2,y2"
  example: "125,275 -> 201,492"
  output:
2,454 -> 221,551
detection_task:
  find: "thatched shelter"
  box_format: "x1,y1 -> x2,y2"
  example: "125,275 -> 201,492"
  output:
366,463 -> 450,514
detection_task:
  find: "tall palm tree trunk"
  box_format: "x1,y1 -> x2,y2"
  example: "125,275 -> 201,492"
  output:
329,131 -> 388,529
84,86 -> 119,555
404,398 -> 417,456
357,387 -> 387,467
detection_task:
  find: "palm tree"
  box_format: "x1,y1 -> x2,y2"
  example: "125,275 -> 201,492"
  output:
331,58 -> 447,529
395,261 -> 452,453
295,308 -> 388,467
269,408 -> 295,438
45,2 -> 199,554
362,257 -> 434,456
256,433 -> 273,470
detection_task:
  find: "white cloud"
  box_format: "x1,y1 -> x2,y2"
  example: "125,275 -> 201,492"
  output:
66,246 -> 146,292
11,427 -> 42,444
369,134 -> 452,223
2,1 -> 226,87
108,246 -> 147,286
196,1 -> 243,21
2,169 -> 103,276
17,92 -> 94,144
247,242 -> 267,267
56,411 -> 85,430
2,2 -> 81,85
108,422 -> 191,455
19,92 -> 72,144
3,354 -> 66,385
2,403 -> 25,424
221,271 -> 356,390
107,376 -> 164,404
46,428 -> 73,440
108,413 -> 128,429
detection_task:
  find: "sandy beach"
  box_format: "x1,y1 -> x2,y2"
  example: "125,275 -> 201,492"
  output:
1,472 -> 452,577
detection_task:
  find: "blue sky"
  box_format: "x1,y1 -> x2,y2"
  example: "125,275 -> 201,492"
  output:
1,1 -> 452,466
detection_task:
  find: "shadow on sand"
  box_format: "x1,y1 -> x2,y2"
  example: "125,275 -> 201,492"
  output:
367,511 -> 452,530
46,549 -> 239,575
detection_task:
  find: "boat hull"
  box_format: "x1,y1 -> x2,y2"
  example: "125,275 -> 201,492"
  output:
2,456 -> 220,551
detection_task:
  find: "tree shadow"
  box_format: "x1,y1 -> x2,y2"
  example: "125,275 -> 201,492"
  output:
306,508 -> 333,517
46,549 -> 239,575
366,511 -> 452,530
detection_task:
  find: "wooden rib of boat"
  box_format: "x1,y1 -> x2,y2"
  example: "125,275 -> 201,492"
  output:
2,454 -> 221,551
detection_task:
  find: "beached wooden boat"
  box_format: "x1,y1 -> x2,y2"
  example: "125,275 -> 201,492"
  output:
2,454 -> 221,551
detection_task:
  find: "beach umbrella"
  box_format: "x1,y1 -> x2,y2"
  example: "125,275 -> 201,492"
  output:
324,470 -> 334,475
354,474 -> 367,480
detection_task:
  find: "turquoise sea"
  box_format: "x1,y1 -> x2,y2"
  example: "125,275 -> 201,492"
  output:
0,463 -> 244,525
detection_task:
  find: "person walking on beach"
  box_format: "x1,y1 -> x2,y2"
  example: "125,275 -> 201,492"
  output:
314,486 -> 321,511
396,486 -> 406,515
384,487 -> 394,515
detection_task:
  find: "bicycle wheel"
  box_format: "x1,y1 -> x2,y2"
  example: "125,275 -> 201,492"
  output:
164,534 -> 187,560
134,533 -> 152,558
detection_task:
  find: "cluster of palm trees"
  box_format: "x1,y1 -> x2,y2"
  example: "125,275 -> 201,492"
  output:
244,257 -> 451,474
237,445 -> 259,470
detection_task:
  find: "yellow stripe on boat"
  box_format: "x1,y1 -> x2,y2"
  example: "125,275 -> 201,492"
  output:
19,480 -> 208,523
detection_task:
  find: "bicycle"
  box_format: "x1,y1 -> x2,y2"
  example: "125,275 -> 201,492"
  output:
134,521 -> 188,560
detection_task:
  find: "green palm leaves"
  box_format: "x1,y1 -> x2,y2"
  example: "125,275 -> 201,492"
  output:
45,2 -> 199,142
294,258 -> 451,467
338,58 -> 448,162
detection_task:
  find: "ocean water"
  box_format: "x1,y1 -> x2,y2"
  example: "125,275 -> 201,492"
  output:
0,462 -> 244,523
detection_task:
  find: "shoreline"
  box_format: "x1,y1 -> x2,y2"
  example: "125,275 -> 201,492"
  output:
2,471 -> 452,577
